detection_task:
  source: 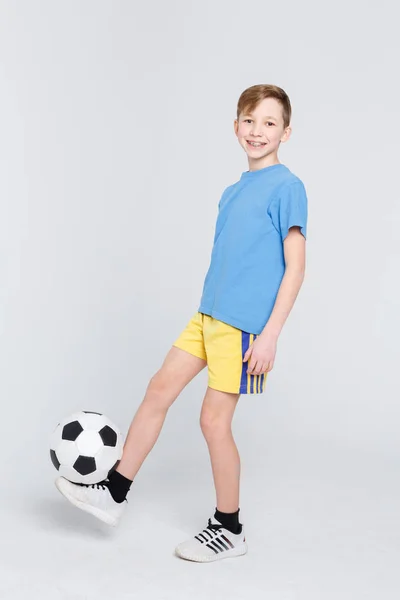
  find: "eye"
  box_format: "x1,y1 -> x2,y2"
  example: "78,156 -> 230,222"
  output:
244,119 -> 275,126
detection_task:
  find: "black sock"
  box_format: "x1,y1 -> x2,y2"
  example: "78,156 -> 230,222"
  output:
214,507 -> 242,535
107,469 -> 133,503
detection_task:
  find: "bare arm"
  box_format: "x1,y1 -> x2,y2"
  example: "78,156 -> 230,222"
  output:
244,225 -> 306,375
260,226 -> 306,340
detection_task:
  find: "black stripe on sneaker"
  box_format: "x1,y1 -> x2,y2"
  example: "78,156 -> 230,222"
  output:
215,536 -> 230,551
197,533 -> 209,543
205,543 -> 219,554
210,539 -> 225,552
221,534 -> 234,548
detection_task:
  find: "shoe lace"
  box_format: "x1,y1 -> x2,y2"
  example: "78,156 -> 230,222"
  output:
195,518 -> 222,541
78,480 -> 109,490
206,518 -> 222,533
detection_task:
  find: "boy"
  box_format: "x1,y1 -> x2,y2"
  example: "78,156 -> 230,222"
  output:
55,84 -> 308,563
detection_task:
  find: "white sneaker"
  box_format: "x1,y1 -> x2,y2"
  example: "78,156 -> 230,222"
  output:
175,516 -> 248,562
55,476 -> 127,527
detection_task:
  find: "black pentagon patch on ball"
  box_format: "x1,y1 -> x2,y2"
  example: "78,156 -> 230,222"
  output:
99,425 -> 117,447
74,455 -> 97,475
62,420 -> 84,441
83,410 -> 102,415
50,449 -> 60,470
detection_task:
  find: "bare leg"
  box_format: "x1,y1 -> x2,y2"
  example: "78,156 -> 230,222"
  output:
199,387 -> 241,512
116,346 -> 206,481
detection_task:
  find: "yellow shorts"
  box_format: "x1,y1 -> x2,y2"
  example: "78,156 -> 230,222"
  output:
173,312 -> 267,395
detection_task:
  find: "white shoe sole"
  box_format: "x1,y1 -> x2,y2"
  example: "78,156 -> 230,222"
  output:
175,541 -> 248,562
54,478 -> 119,527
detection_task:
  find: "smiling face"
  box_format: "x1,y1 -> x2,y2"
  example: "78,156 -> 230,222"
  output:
234,97 -> 292,170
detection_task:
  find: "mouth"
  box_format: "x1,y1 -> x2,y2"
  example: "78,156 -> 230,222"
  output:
246,140 -> 267,148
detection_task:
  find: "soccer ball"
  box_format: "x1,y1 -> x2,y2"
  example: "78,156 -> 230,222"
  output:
50,410 -> 124,484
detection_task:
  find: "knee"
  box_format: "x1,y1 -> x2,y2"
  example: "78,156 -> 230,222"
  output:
200,409 -> 231,440
144,371 -> 176,410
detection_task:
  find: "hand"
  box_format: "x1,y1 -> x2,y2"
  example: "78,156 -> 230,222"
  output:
243,333 -> 277,375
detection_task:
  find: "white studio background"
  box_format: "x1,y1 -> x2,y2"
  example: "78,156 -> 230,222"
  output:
0,2 -> 399,599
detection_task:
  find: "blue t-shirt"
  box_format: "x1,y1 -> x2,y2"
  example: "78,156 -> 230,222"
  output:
198,163 -> 308,334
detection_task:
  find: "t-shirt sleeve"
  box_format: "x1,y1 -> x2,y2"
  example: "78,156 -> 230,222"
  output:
218,184 -> 234,211
267,180 -> 308,241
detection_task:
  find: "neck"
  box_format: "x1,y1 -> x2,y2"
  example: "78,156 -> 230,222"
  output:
247,154 -> 280,172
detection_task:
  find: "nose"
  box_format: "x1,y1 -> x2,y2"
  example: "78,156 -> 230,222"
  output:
250,124 -> 263,136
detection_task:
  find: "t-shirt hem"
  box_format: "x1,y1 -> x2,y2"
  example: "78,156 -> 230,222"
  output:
198,306 -> 262,335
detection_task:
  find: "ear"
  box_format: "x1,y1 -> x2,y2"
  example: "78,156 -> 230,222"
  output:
233,119 -> 239,136
281,126 -> 292,143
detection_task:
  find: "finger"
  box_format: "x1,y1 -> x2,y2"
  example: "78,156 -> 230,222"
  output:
247,360 -> 256,374
248,359 -> 261,375
253,360 -> 263,375
243,346 -> 252,363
